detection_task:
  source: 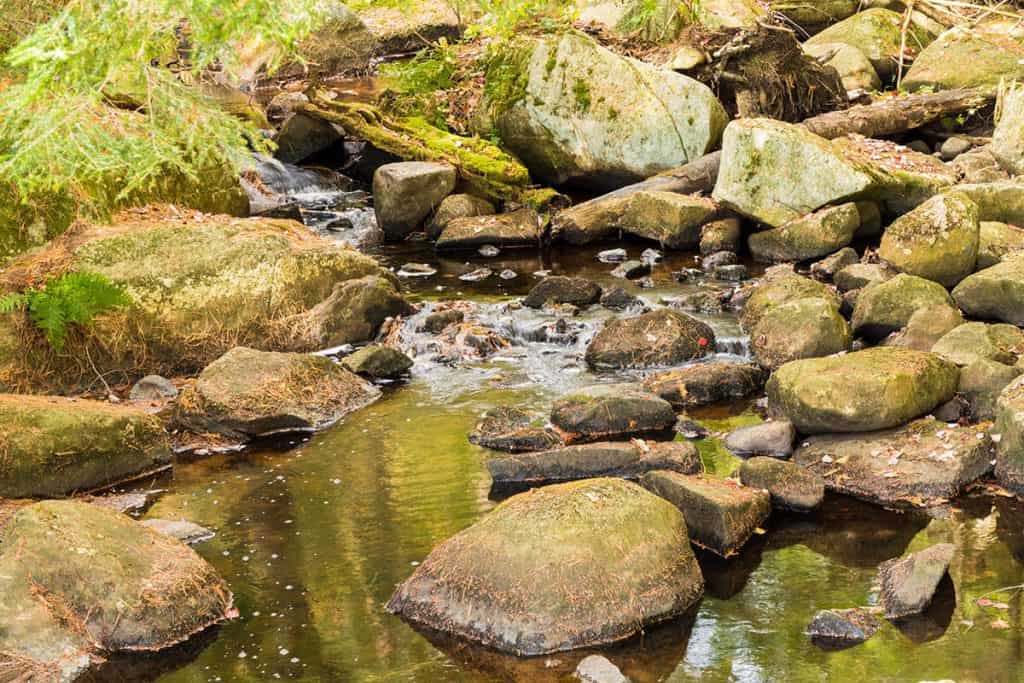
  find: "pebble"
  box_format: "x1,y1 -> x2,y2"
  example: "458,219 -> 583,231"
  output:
597,248 -> 628,263
398,263 -> 436,278
459,268 -> 492,282
499,269 -> 518,280
478,244 -> 500,257
641,248 -> 663,264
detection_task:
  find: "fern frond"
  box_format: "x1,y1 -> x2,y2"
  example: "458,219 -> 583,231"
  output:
0,293 -> 28,313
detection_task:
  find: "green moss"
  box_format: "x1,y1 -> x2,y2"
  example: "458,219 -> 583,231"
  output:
572,78 -> 591,111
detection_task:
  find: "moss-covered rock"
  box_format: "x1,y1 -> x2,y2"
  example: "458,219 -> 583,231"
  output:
802,42 -> 881,92
579,0 -> 764,37
931,321 -> 1023,367
174,346 -> 380,441
767,347 -> 959,433
884,304 -> 964,352
739,457 -> 824,511
620,192 -> 718,250
585,309 -> 715,369
996,375 -> 1024,494
468,406 -> 562,453
341,344 -> 414,379
834,261 -> 896,292
852,273 -> 956,340
701,217 -> 742,254
550,384 -> 677,442
770,0 -> 865,33
992,85 -> 1024,176
523,276 -> 602,309
0,500 -> 234,680
748,203 -> 861,263
740,273 -> 839,330
978,221 -> 1024,269
878,192 -> 980,286
0,395 -> 170,498
750,297 -> 851,370
426,194 -> 497,240
953,183 -> 1024,225
805,8 -> 936,79
903,22 -> 1024,91
960,358 -> 1021,420
436,208 -> 542,250
952,254 -> 1024,325
386,478 -> 704,655
643,361 -> 764,408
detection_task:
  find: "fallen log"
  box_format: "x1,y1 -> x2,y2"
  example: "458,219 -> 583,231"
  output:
553,87 -> 995,242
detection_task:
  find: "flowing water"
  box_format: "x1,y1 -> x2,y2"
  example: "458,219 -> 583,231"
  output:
102,168 -> 1024,682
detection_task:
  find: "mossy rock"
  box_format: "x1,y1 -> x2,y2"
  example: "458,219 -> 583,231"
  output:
805,8 -> 936,80
643,361 -> 765,408
341,344 -> 414,379
959,358 -> 1021,420
550,384 -> 677,442
878,544 -> 955,619
978,221 -> 1024,269
620,192 -> 717,250
884,304 -> 964,352
770,0 -> 872,33
436,208 -> 542,250
426,194 -> 497,240
174,347 -> 380,441
750,297 -> 851,370
931,321 -> 1024,367
952,183 -> 1024,226
903,22 -> 1024,91
0,501 -> 234,679
0,395 -> 170,498
0,215 -> 405,393
386,478 -> 704,655
878,192 -> 979,287
767,347 -> 959,433
852,273 -> 956,340
802,42 -> 881,92
748,203 -> 860,263
953,254 -> 1024,326
834,262 -> 896,292
468,406 -> 563,453
992,85 -> 1024,176
740,273 -> 838,330
523,276 -> 603,309
739,457 -> 824,512
585,309 -> 715,369
996,375 -> 1024,494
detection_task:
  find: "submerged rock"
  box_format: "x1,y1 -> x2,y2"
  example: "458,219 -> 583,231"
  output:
793,419 -> 992,506
739,457 -> 824,511
750,296 -> 851,370
640,471 -> 770,557
175,347 -> 380,440
878,543 -> 955,619
550,385 -> 677,442
342,344 -> 414,379
0,395 -> 171,498
767,348 -> 959,433
852,273 -> 956,341
643,362 -> 765,408
468,406 -> 562,453
386,478 -> 704,655
141,518 -> 216,545
420,308 -> 465,334
807,608 -> 880,646
585,309 -> 715,369
436,209 -> 542,250
487,440 -> 702,487
724,420 -> 796,459
953,254 -> 1024,325
373,162 -> 457,240
523,276 -> 602,309
574,654 -> 629,683
747,203 -> 861,263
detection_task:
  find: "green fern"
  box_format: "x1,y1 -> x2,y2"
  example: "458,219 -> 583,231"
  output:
0,271 -> 130,351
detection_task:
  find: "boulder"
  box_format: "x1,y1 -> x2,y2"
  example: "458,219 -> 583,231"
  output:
878,192 -> 980,286
640,472 -> 771,557
724,420 -> 796,459
792,419 -> 991,506
805,8 -> 935,79
852,273 -> 956,341
436,209 -> 542,250
992,85 -> 1024,176
903,22 -> 1024,91
274,113 -> 343,165
342,344 -> 414,379
931,321 -> 1023,367
810,246 -> 859,280
748,203 -> 861,263
884,304 -> 964,352
468,406 -> 562,453
953,182 -> 1024,225
750,296 -> 851,370
701,217 -> 742,254
951,147 -> 1011,185
361,0 -> 463,54
953,255 -> 1024,325
619,192 -> 718,249
421,307 -> 465,333
767,348 -> 959,433
995,375 -> 1024,494
129,374 -> 178,401
600,286 -> 644,310
740,273 -> 839,330
426,194 -> 497,239
386,479 -> 704,655
978,221 -> 1024,269
174,347 -> 380,440
959,358 -> 1021,420
0,501 -> 234,680
770,0 -> 865,33
834,262 -> 896,292
487,440 -> 702,487
485,31 -> 728,188
739,457 -> 825,511
878,543 -> 955,619
288,275 -> 411,349
373,162 -> 457,240
550,385 -> 677,442
642,361 -> 764,408
141,518 -> 216,545
523,276 -> 602,309
802,42 -> 881,92
0,395 -> 170,498
585,309 -> 715,369
713,118 -> 954,227
807,608 -> 880,645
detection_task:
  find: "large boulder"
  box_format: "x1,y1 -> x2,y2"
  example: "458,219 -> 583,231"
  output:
619,192 -> 718,249
386,478 -> 704,655
953,254 -> 1024,325
0,215 -> 407,394
995,376 -> 1024,494
978,221 -> 1024,269
852,273 -> 956,340
713,118 -> 954,227
805,8 -> 936,79
884,304 -> 964,352
550,384 -> 677,442
747,203 -> 861,263
373,162 -> 457,240
0,395 -> 170,498
484,31 -> 727,189
903,22 -> 1024,91
767,348 -> 959,433
585,309 -> 715,369
174,347 -> 380,440
0,501 -> 234,680
792,419 -> 991,506
643,361 -> 764,408
878,192 -> 980,286
953,182 -> 1024,225
750,296 -> 851,370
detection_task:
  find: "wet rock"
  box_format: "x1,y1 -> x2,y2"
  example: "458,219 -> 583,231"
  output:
640,472 -> 771,557
748,203 -> 861,263
675,419 -> 710,439
478,244 -> 501,257
740,273 -> 839,330
852,274 -> 956,341
768,348 -> 959,434
585,309 -> 715,369
175,347 -> 380,441
931,321 -> 1023,367
598,248 -> 628,263
714,264 -> 748,281
459,267 -> 493,282
701,250 -> 737,271
674,267 -> 705,282
805,8 -> 935,79
803,41 -> 881,92
274,112 -> 343,165
469,406 -> 562,453
373,162 -> 457,241
619,191 -> 717,249
959,358 -> 1021,420
0,501 -> 234,680
129,374 -> 178,401
992,85 -> 1024,175
523,276 -> 602,309
995,376 -> 1024,494
141,518 -> 216,545
342,344 -> 414,379
977,221 -> 1024,269
807,608 -> 880,645
940,136 -> 973,161
487,440 -> 702,487
500,269 -> 518,280
436,321 -> 511,360
834,262 -> 896,292
903,21 -> 1024,91
290,275 -> 411,348
611,260 -> 651,279
399,262 -> 437,278
878,544 -> 955,619
635,277 -> 654,289
724,420 -> 796,459
644,362 -> 765,408
750,296 -> 851,370
600,286 -> 644,311
421,308 -> 464,334
436,209 -> 542,250
740,457 -> 824,511
666,291 -> 726,314
878,192 -> 980,287
953,254 -> 1024,325
386,478 -> 704,655
810,247 -> 858,280
793,419 -> 992,506
551,385 -> 677,442
713,118 -> 953,227
426,194 -> 496,239
484,31 -> 727,188
0,395 -> 171,498
883,305 -> 964,352
701,217 -> 742,255
574,654 -> 628,683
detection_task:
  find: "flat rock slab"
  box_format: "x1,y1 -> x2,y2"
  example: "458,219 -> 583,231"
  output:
793,419 -> 992,507
551,385 -> 677,442
739,457 -> 824,512
487,440 -> 703,488
387,478 -> 704,655
585,309 -> 715,369
524,276 -> 602,309
807,608 -> 880,645
141,518 -> 216,545
643,362 -> 764,408
468,406 -> 562,453
639,471 -> 770,557
436,209 -> 542,250
878,543 -> 955,619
